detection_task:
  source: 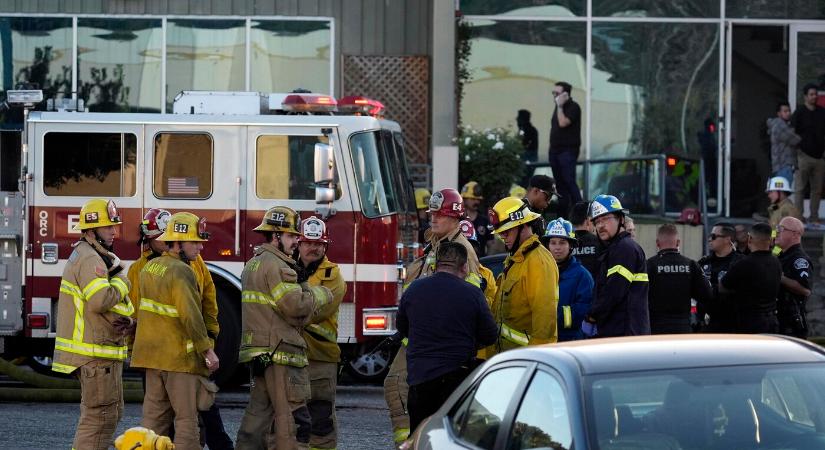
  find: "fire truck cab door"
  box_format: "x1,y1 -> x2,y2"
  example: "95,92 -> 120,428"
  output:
143,124 -> 243,272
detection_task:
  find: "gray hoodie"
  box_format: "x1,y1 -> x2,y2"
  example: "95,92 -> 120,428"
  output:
767,117 -> 801,174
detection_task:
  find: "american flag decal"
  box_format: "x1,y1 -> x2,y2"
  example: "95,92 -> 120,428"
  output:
167,177 -> 199,195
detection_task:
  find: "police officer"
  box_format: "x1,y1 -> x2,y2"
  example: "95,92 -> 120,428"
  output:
698,222 -> 744,332
461,181 -> 492,256
127,208 -> 233,450
384,188 -> 482,446
53,198 -> 133,450
569,201 -> 600,277
235,206 -> 332,450
296,217 -> 347,450
487,197 -> 559,354
774,217 -> 812,338
720,222 -> 782,334
132,212 -> 219,450
585,195 -> 650,337
646,224 -> 712,334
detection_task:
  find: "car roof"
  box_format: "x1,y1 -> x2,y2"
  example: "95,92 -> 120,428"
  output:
498,335 -> 825,375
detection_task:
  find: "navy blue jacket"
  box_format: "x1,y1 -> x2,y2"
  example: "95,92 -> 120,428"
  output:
591,231 -> 651,337
397,271 -> 498,386
557,256 -> 593,341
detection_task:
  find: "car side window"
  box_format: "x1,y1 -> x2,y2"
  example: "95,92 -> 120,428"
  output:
507,370 -> 573,450
450,367 -> 526,449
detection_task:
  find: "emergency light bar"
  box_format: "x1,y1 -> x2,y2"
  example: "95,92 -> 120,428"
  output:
281,94 -> 337,113
6,89 -> 43,106
338,96 -> 385,117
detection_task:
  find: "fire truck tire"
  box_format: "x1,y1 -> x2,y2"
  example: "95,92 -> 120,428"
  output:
212,285 -> 241,388
344,340 -> 397,383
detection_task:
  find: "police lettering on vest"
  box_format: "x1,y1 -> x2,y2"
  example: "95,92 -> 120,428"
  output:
572,246 -> 596,256
657,264 -> 691,274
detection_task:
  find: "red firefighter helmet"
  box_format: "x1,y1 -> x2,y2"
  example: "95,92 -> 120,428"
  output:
298,216 -> 330,244
139,208 -> 172,241
459,220 -> 478,242
427,188 -> 465,218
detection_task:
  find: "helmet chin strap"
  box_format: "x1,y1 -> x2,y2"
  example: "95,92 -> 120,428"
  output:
176,243 -> 191,265
274,232 -> 287,254
509,224 -> 525,255
93,229 -> 114,252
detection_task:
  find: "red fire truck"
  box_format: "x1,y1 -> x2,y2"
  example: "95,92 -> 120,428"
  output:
0,91 -> 418,383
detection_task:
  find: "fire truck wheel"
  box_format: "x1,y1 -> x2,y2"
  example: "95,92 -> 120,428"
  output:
344,341 -> 397,383
27,356 -> 72,379
212,285 -> 241,388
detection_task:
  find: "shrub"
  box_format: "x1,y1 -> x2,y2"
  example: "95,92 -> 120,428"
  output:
458,126 -> 524,205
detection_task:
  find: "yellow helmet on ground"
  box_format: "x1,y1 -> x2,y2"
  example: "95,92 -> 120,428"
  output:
253,206 -> 301,234
460,181 -> 484,200
74,198 -> 122,231
414,188 -> 431,210
114,427 -> 174,450
156,212 -> 210,242
488,196 -> 541,234
509,184 -> 527,198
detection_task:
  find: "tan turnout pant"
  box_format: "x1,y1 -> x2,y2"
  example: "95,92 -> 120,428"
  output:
308,361 -> 338,449
73,359 -> 124,450
383,346 -> 410,444
141,369 -> 201,450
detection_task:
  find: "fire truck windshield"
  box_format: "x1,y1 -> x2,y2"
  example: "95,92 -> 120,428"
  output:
350,130 -> 406,217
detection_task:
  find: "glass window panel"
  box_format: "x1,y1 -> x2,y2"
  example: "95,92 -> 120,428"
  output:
165,20 -> 245,110
153,133 -> 213,199
591,23 -> 720,160
727,1 -> 825,20
349,131 -> 398,217
461,20 -> 586,163
0,17 -> 72,126
77,18 -> 162,113
256,134 -> 334,199
593,0 -> 719,18
450,367 -> 526,448
43,132 -> 137,197
795,32 -> 825,107
460,0 -> 585,17
250,20 -> 331,94
507,371 -> 573,450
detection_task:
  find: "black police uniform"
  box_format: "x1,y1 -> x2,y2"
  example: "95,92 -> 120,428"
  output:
646,249 -> 712,334
591,231 -> 650,337
720,250 -> 782,334
572,229 -> 601,278
777,244 -> 812,338
697,251 -> 744,332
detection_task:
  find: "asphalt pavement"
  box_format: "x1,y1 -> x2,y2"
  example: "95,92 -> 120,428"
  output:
0,384 -> 395,449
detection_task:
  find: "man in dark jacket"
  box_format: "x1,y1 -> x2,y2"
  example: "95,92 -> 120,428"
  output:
698,222 -> 744,332
646,224 -> 712,334
397,242 -> 497,432
774,217 -> 812,338
767,101 -> 801,181
791,84 -> 825,225
585,195 -> 650,337
720,222 -> 782,333
517,109 -> 539,163
569,201 -> 600,278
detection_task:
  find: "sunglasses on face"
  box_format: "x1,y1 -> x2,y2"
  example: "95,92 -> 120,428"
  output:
708,233 -> 728,241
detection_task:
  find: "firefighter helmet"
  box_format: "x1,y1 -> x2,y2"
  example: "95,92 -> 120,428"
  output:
114,427 -> 174,450
509,184 -> 527,198
298,216 -> 330,244
427,188 -> 465,218
75,199 -> 122,231
590,194 -> 628,220
460,181 -> 484,200
489,197 -> 540,234
458,219 -> 478,242
253,206 -> 301,234
542,218 -> 577,244
765,176 -> 793,193
156,212 -> 210,242
140,208 -> 172,241
414,188 -> 431,210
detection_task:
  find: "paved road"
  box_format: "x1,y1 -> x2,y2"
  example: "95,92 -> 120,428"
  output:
0,384 -> 394,449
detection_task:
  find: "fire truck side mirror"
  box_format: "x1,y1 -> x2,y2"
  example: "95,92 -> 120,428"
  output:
316,187 -> 336,204
314,143 -> 335,185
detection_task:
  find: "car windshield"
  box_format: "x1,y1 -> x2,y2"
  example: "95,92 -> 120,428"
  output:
586,364 -> 825,450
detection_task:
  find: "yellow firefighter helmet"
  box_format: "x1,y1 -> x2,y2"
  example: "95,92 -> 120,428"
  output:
509,184 -> 527,199
156,212 -> 210,242
460,181 -> 484,200
114,427 -> 175,450
414,188 -> 431,210
489,196 -> 540,234
253,206 -> 302,234
74,198 -> 122,231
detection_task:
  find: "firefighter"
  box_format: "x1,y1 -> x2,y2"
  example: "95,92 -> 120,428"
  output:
127,208 -> 233,450
698,222 -> 743,332
569,201 -> 601,277
235,206 -> 332,450
295,216 -> 347,450
774,217 -> 812,338
460,181 -> 492,256
645,224 -> 712,334
585,195 -> 650,337
414,188 -> 431,243
131,212 -> 220,450
487,196 -> 559,355
384,188 -> 482,446
52,198 -> 133,450
541,218 -> 593,341
765,176 -> 801,228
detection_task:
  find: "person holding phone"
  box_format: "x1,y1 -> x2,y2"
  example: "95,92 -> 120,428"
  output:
550,81 -> 583,216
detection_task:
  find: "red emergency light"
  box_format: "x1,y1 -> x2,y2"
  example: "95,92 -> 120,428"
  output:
281,94 -> 337,113
364,315 -> 388,330
667,157 -> 677,167
338,96 -> 385,117
27,313 -> 49,329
